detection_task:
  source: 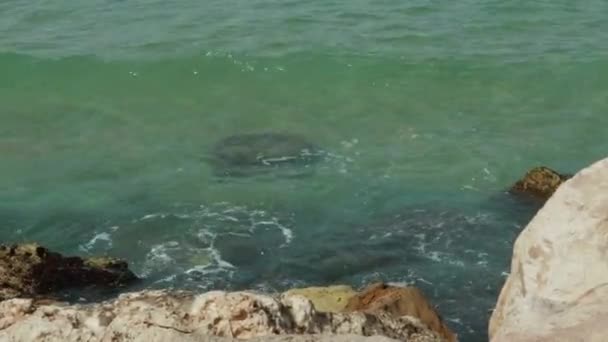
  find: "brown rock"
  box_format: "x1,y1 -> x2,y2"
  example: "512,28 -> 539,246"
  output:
509,166 -> 571,200
0,243 -> 137,300
345,283 -> 457,342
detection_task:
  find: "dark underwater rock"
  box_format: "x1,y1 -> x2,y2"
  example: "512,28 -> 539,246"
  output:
0,243 -> 137,300
208,132 -> 322,177
509,166 -> 571,201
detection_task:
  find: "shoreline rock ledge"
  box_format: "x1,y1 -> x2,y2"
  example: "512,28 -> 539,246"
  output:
0,289 -> 449,342
490,157 -> 608,341
0,244 -> 456,341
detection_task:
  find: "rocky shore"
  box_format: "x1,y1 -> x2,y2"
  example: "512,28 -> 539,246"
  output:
0,288 -> 449,342
1,158 -> 596,341
0,245 -> 455,342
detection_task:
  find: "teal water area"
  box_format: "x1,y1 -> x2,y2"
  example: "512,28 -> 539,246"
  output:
2,1 -> 608,340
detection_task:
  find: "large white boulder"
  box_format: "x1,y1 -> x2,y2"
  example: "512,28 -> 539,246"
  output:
490,158 -> 608,341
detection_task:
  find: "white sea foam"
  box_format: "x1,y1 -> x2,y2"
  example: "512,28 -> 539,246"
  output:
446,317 -> 463,326
254,218 -> 294,246
140,213 -> 166,221
219,215 -> 239,222
198,203 -> 295,247
416,277 -> 435,286
427,251 -> 442,262
79,201 -> 294,285
155,274 -> 177,284
79,232 -> 112,252
207,245 -> 236,269
387,281 -> 412,287
141,241 -> 179,277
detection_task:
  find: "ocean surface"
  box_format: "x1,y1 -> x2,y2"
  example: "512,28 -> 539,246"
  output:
1,1 -> 608,340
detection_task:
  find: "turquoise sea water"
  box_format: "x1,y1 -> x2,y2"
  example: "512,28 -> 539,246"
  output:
2,1 -> 608,340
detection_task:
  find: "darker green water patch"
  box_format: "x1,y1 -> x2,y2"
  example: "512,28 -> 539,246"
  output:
207,132 -> 323,178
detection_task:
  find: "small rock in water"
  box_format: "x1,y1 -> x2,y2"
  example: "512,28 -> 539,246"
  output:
0,243 -> 137,301
208,132 -> 322,177
509,166 -> 571,201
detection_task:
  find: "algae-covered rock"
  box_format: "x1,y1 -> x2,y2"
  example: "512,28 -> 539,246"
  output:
0,243 -> 137,300
209,132 -> 321,177
282,285 -> 357,313
509,166 -> 571,201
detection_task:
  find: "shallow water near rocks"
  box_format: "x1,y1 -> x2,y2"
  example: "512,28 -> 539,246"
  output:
2,1 -> 608,341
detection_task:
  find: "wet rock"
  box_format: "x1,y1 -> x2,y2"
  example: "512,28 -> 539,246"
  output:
490,158 -> 608,341
209,132 -> 321,177
283,285 -> 357,313
0,289 -> 444,341
345,283 -> 457,342
509,166 -> 571,201
0,243 -> 137,300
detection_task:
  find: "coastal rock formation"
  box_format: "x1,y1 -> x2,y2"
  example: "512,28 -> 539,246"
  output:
209,132 -> 321,177
490,158 -> 608,341
509,166 -> 571,200
0,290 -> 445,342
282,283 -> 456,342
283,285 -> 357,313
345,283 -> 457,342
0,243 -> 137,301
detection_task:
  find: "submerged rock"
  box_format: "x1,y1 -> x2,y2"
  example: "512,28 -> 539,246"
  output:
490,158 -> 608,341
345,283 -> 457,342
509,166 -> 571,201
209,132 -> 321,177
0,289 -> 445,341
283,285 -> 357,313
0,243 -> 137,300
